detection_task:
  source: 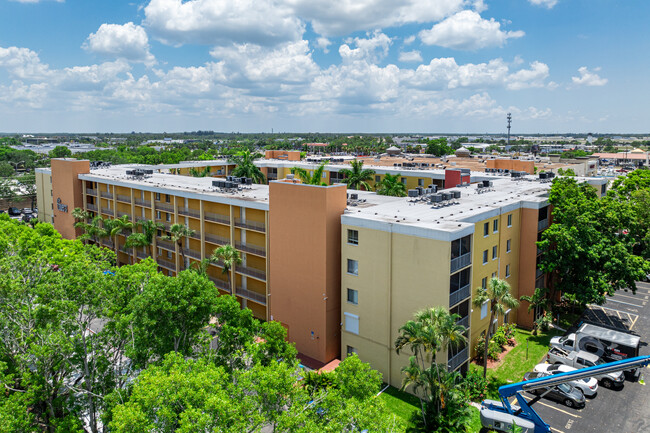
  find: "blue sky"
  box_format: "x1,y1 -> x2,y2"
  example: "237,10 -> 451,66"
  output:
0,0 -> 648,133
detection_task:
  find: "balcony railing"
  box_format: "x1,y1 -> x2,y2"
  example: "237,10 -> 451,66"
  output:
204,212 -> 230,225
538,219 -> 549,231
456,315 -> 470,330
100,191 -> 113,199
178,207 -> 201,218
156,203 -> 175,213
86,203 -> 97,212
116,194 -> 131,203
134,198 -> 151,207
536,268 -> 544,278
237,265 -> 266,281
182,248 -> 202,260
209,276 -> 231,293
235,286 -> 267,305
157,239 -> 175,251
86,188 -> 97,196
205,233 -> 229,246
116,211 -> 130,218
450,252 -> 471,274
234,218 -> 266,232
157,258 -> 176,271
235,241 -> 266,257
103,209 -> 114,217
189,230 -> 201,240
137,251 -> 149,260
449,284 -> 471,307
447,346 -> 468,371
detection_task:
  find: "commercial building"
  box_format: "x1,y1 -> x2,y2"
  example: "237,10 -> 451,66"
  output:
37,158 -> 607,388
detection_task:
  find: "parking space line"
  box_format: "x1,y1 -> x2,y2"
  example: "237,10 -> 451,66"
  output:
605,298 -> 644,308
519,395 -> 582,418
612,293 -> 646,301
630,314 -> 639,330
616,309 -> 622,319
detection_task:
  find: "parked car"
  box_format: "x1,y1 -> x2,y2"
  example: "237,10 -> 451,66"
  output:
8,207 -> 21,216
22,208 -> 33,215
523,377 -> 586,408
546,347 -> 625,388
550,323 -> 640,363
530,365 -> 598,397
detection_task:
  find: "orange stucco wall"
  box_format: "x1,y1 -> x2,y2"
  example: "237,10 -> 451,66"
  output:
51,158 -> 90,240
517,207 -> 540,328
486,159 -> 535,174
265,150 -> 302,161
268,181 -> 347,364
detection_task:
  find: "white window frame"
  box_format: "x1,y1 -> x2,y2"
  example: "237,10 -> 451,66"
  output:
481,301 -> 488,320
493,219 -> 498,233
347,288 -> 358,305
483,250 -> 488,265
506,239 -> 511,253
507,214 -> 512,227
483,222 -> 489,237
505,264 -> 511,278
344,312 -> 359,335
492,245 -> 497,260
347,259 -> 358,276
504,309 -> 511,324
347,229 -> 359,246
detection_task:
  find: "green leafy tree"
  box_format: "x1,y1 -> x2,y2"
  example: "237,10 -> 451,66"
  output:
338,160 -> 375,190
189,166 -> 211,177
291,162 -> 328,185
473,278 -> 519,378
48,145 -> 72,158
425,138 -> 453,156
0,161 -> 14,177
230,149 -> 266,183
376,173 -> 407,197
164,223 -> 195,270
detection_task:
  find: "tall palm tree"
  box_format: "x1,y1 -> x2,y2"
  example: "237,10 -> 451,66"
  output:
211,244 -> 241,290
107,215 -> 133,261
473,277 -> 520,378
376,173 -> 407,197
76,214 -> 108,245
291,162 -> 328,185
338,160 -> 375,190
124,233 -> 147,264
134,219 -> 165,258
230,149 -> 266,184
72,207 -> 92,239
164,223 -> 195,270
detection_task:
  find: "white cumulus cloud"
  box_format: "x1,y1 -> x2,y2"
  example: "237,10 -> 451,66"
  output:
143,0 -> 304,46
0,46 -> 51,80
339,32 -> 392,64
572,66 -> 607,86
529,0 -> 558,9
507,61 -> 549,90
419,10 -> 524,50
399,50 -> 423,63
84,23 -> 155,66
316,37 -> 331,53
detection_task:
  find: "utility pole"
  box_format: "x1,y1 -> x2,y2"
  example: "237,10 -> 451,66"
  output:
507,113 -> 512,148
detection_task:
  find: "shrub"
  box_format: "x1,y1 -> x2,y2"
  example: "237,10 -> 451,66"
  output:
502,323 -> 517,339
492,330 -> 507,350
461,369 -> 490,402
475,338 -> 502,363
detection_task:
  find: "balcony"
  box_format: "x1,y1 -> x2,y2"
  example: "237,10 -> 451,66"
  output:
235,286 -> 267,305
234,218 -> 266,232
235,241 -> 266,257
86,203 -> 97,212
182,248 -> 202,260
178,207 -> 201,219
116,211 -> 130,218
136,251 -> 149,260
456,315 -> 470,330
157,239 -> 175,251
134,198 -> 151,207
447,346 -> 468,371
100,191 -> 113,200
449,284 -> 471,307
189,230 -> 201,240
157,258 -> 176,271
205,233 -> 229,246
536,268 -> 544,278
237,265 -> 266,281
538,219 -> 549,231
204,212 -> 230,225
103,209 -> 114,217
450,252 -> 471,274
156,203 -> 175,213
116,194 -> 131,203
86,188 -> 97,196
208,276 -> 231,293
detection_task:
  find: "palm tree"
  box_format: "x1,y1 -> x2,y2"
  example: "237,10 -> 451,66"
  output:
473,277 -> 520,378
189,166 -> 211,177
291,162 -> 328,185
107,215 -> 133,262
230,149 -> 266,184
520,287 -> 550,335
376,173 -> 407,197
164,223 -> 195,270
211,244 -> 242,290
134,219 -> 165,258
76,214 -> 108,245
124,233 -> 147,264
338,160 -> 375,190
72,207 -> 92,239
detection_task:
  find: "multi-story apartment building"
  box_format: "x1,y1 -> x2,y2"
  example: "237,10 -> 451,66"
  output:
38,158 -> 607,388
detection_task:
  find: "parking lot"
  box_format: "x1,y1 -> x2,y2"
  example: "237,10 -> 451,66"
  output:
510,282 -> 650,433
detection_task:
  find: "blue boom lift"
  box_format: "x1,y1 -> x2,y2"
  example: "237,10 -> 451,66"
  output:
480,355 -> 650,433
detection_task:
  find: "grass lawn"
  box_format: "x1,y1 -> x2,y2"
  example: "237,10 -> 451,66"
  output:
472,327 -> 562,399
468,406 -> 483,433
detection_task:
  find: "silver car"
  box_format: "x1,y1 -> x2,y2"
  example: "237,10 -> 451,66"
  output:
531,364 -> 598,397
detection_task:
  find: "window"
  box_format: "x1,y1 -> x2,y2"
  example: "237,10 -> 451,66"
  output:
450,268 -> 470,294
506,239 -> 511,253
347,288 -> 358,304
401,177 -> 407,185
418,179 -> 424,186
507,214 -> 512,227
155,193 -> 161,200
166,250 -> 172,259
347,259 -> 358,275
492,272 -> 496,278
157,247 -> 162,256
344,313 -> 359,334
493,219 -> 498,233
482,250 -> 488,264
539,206 -> 549,221
347,229 -> 359,245
165,194 -> 171,203
492,245 -> 497,260
481,277 -> 487,289
347,345 -> 358,356
481,301 -> 488,319
483,222 -> 489,236
504,309 -> 511,325
375,175 -> 381,183
165,213 -> 171,222
451,235 -> 471,260
157,229 -> 162,237
505,264 -> 511,278
601,184 -> 607,194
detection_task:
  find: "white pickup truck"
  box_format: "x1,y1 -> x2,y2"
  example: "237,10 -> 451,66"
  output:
546,347 -> 625,389
550,323 -> 640,362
